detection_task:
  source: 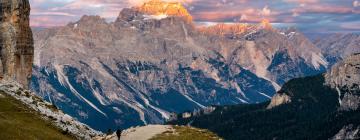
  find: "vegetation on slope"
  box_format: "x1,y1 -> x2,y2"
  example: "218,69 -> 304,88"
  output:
0,91 -> 75,140
150,126 -> 222,140
169,75 -> 360,140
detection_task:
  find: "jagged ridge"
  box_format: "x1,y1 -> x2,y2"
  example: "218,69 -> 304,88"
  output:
136,0 -> 193,22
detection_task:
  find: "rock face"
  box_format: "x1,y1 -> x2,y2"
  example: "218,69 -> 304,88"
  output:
0,0 -> 34,87
136,0 -> 193,23
332,125 -> 360,140
325,54 -> 360,111
314,33 -> 360,66
31,1 -> 327,131
266,93 -> 291,109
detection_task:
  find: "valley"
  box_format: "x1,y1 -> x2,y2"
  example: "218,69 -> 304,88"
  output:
0,0 -> 359,139
30,0 -> 331,131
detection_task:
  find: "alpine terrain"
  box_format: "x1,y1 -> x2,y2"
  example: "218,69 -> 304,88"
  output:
170,54 -> 360,140
0,0 -> 102,139
314,33 -> 360,66
31,0 -> 329,131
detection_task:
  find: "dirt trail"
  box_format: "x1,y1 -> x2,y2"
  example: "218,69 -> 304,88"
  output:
105,125 -> 173,140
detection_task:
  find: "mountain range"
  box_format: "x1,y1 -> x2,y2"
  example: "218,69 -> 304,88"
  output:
30,0 -> 353,132
313,33 -> 360,66
2,0 -> 359,139
30,1 -> 331,131
169,53 -> 360,140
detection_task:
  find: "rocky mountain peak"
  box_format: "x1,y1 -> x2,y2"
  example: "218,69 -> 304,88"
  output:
198,23 -> 255,37
260,19 -> 272,30
0,0 -> 34,88
136,0 -> 193,23
68,15 -> 108,29
78,15 -> 106,24
198,19 -> 274,39
325,54 -> 360,111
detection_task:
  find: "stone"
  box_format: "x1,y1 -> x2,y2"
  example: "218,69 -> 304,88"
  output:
136,0 -> 193,23
325,54 -> 360,111
266,92 -> 292,109
0,0 -> 34,88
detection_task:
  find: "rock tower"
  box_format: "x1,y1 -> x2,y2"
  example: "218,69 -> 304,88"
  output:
0,0 -> 34,88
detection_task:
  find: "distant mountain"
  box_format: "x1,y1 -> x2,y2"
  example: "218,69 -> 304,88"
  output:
313,33 -> 360,66
169,54 -> 360,140
31,0 -> 327,131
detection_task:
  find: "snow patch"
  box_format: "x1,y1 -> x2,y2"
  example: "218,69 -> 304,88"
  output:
236,97 -> 249,104
336,87 -> 342,105
54,64 -> 108,117
258,92 -> 272,99
144,14 -> 168,20
183,94 -> 206,108
112,107 -> 123,114
287,32 -> 297,38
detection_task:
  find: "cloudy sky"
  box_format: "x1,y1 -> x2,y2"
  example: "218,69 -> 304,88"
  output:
30,0 -> 360,33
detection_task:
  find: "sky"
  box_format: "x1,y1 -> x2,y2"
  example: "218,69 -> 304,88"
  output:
30,0 -> 360,33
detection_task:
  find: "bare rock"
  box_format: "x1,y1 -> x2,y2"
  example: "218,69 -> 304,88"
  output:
0,0 -> 34,88
331,124 -> 360,140
325,54 -> 360,111
266,93 -> 291,109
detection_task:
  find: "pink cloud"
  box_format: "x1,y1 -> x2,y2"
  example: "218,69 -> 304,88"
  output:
341,21 -> 360,29
285,0 -> 318,4
292,4 -> 353,14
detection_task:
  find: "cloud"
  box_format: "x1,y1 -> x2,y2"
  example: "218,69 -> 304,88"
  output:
292,5 -> 353,14
354,1 -> 360,7
284,0 -> 318,4
127,0 -> 196,6
261,6 -> 271,16
341,21 -> 360,30
29,0 -> 360,33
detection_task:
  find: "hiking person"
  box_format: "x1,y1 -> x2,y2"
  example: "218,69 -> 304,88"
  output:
116,129 -> 122,140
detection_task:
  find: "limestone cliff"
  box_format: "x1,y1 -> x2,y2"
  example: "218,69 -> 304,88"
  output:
136,0 -> 193,23
325,54 -> 360,111
0,0 -> 34,88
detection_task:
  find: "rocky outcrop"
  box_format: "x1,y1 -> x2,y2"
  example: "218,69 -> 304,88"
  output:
266,93 -> 291,109
332,125 -> 360,140
136,0 -> 193,23
0,0 -> 34,88
325,54 -> 360,111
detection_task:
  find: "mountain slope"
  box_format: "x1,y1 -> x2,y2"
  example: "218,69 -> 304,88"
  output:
169,54 -> 360,140
314,33 -> 360,66
31,1 -> 327,131
0,81 -> 102,139
0,90 -> 74,140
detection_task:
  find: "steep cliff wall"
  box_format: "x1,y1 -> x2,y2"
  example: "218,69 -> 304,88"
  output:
0,0 -> 34,87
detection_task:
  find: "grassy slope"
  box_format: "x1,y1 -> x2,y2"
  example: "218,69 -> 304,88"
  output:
150,126 -> 222,140
0,91 -> 75,140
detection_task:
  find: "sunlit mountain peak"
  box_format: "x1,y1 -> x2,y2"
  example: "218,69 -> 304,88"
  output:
136,0 -> 193,22
261,19 -> 272,30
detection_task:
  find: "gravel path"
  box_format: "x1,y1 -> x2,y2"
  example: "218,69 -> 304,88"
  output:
104,125 -> 173,140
